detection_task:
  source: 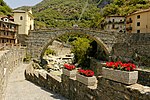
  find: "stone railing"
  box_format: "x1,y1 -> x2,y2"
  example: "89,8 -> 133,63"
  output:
25,63 -> 150,100
90,58 -> 150,87
0,48 -> 26,100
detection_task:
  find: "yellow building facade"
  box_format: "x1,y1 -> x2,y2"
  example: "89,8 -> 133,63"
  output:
13,9 -> 34,35
126,8 -> 150,33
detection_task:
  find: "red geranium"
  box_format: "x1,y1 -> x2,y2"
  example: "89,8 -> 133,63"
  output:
78,69 -> 94,77
105,61 -> 136,71
64,63 -> 76,71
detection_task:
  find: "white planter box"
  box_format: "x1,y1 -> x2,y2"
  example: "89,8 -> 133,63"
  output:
62,68 -> 76,78
102,67 -> 138,85
76,73 -> 97,86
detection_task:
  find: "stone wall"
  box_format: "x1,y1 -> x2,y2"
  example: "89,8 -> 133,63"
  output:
90,58 -> 150,87
25,64 -> 150,100
112,33 -> 150,67
0,48 -> 26,100
137,69 -> 150,87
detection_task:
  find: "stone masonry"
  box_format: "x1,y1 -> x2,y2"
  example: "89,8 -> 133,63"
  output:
26,29 -> 150,68
25,63 -> 150,100
27,28 -> 118,59
0,48 -> 25,100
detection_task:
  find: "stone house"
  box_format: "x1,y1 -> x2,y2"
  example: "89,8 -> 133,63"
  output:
0,16 -> 19,46
103,15 -> 125,33
13,9 -> 34,46
13,9 -> 34,35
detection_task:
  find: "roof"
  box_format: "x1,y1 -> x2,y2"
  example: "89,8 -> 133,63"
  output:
0,20 -> 19,25
13,10 -> 26,13
13,10 -> 34,19
127,8 -> 150,17
106,15 -> 125,17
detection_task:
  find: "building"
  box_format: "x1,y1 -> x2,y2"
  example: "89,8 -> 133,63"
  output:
13,9 -> 34,35
0,16 -> 19,46
13,9 -> 34,46
126,8 -> 150,33
103,15 -> 125,33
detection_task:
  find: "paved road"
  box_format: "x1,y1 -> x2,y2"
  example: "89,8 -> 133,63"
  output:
4,63 -> 67,100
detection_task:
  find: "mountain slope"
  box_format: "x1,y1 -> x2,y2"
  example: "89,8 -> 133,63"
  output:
32,0 -> 103,29
0,0 -> 12,15
103,0 -> 150,16
15,0 -> 150,29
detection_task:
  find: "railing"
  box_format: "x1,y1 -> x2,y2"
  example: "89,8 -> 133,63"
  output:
126,26 -> 132,31
0,34 -> 15,39
0,27 -> 17,32
126,19 -> 133,24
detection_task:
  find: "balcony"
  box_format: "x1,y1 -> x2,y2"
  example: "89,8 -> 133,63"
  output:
105,20 -> 125,24
126,26 -> 132,31
0,27 -> 17,32
126,19 -> 133,24
0,34 -> 15,39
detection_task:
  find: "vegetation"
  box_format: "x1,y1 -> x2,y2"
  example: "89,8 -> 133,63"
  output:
45,48 -> 56,55
103,0 -> 150,16
0,0 -> 12,15
15,0 -> 150,29
71,37 -> 92,67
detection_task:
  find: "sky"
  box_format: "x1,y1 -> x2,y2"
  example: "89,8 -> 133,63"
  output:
4,0 -> 43,9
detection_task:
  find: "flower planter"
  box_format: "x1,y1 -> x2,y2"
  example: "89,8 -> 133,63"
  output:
62,68 -> 76,78
76,73 -> 97,86
102,67 -> 138,85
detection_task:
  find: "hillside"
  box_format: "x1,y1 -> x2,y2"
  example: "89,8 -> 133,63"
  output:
0,0 -> 12,15
32,0 -> 105,29
103,0 -> 150,16
16,0 -> 150,29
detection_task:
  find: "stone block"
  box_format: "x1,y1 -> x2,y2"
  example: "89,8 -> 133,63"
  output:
76,74 -> 97,86
62,68 -> 77,78
102,67 -> 138,85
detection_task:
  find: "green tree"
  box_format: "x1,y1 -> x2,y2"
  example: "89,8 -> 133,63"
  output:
71,37 -> 91,66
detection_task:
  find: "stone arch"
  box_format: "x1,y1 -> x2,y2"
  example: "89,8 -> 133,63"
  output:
40,32 -> 111,60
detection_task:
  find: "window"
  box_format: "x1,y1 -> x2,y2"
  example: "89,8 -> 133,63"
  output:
137,22 -> 140,26
30,25 -> 32,30
20,16 -> 23,20
2,39 -> 4,43
137,15 -> 140,19
137,30 -> 140,33
113,19 -> 115,22
112,24 -> 115,29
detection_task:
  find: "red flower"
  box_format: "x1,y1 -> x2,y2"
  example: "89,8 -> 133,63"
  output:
126,67 -> 131,71
105,61 -> 136,71
64,64 -> 76,71
78,69 -> 94,77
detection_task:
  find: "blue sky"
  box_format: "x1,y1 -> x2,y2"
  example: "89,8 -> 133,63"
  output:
4,0 -> 43,8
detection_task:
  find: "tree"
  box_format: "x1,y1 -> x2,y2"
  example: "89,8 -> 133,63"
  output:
71,37 -> 91,67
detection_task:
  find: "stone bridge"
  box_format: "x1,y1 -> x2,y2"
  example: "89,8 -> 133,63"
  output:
26,28 -> 150,66
27,28 -> 121,59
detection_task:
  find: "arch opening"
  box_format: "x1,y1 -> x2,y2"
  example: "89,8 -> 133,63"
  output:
40,32 -> 110,63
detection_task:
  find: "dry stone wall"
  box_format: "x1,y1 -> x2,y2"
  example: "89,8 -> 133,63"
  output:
25,63 -> 150,100
0,48 -> 25,100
